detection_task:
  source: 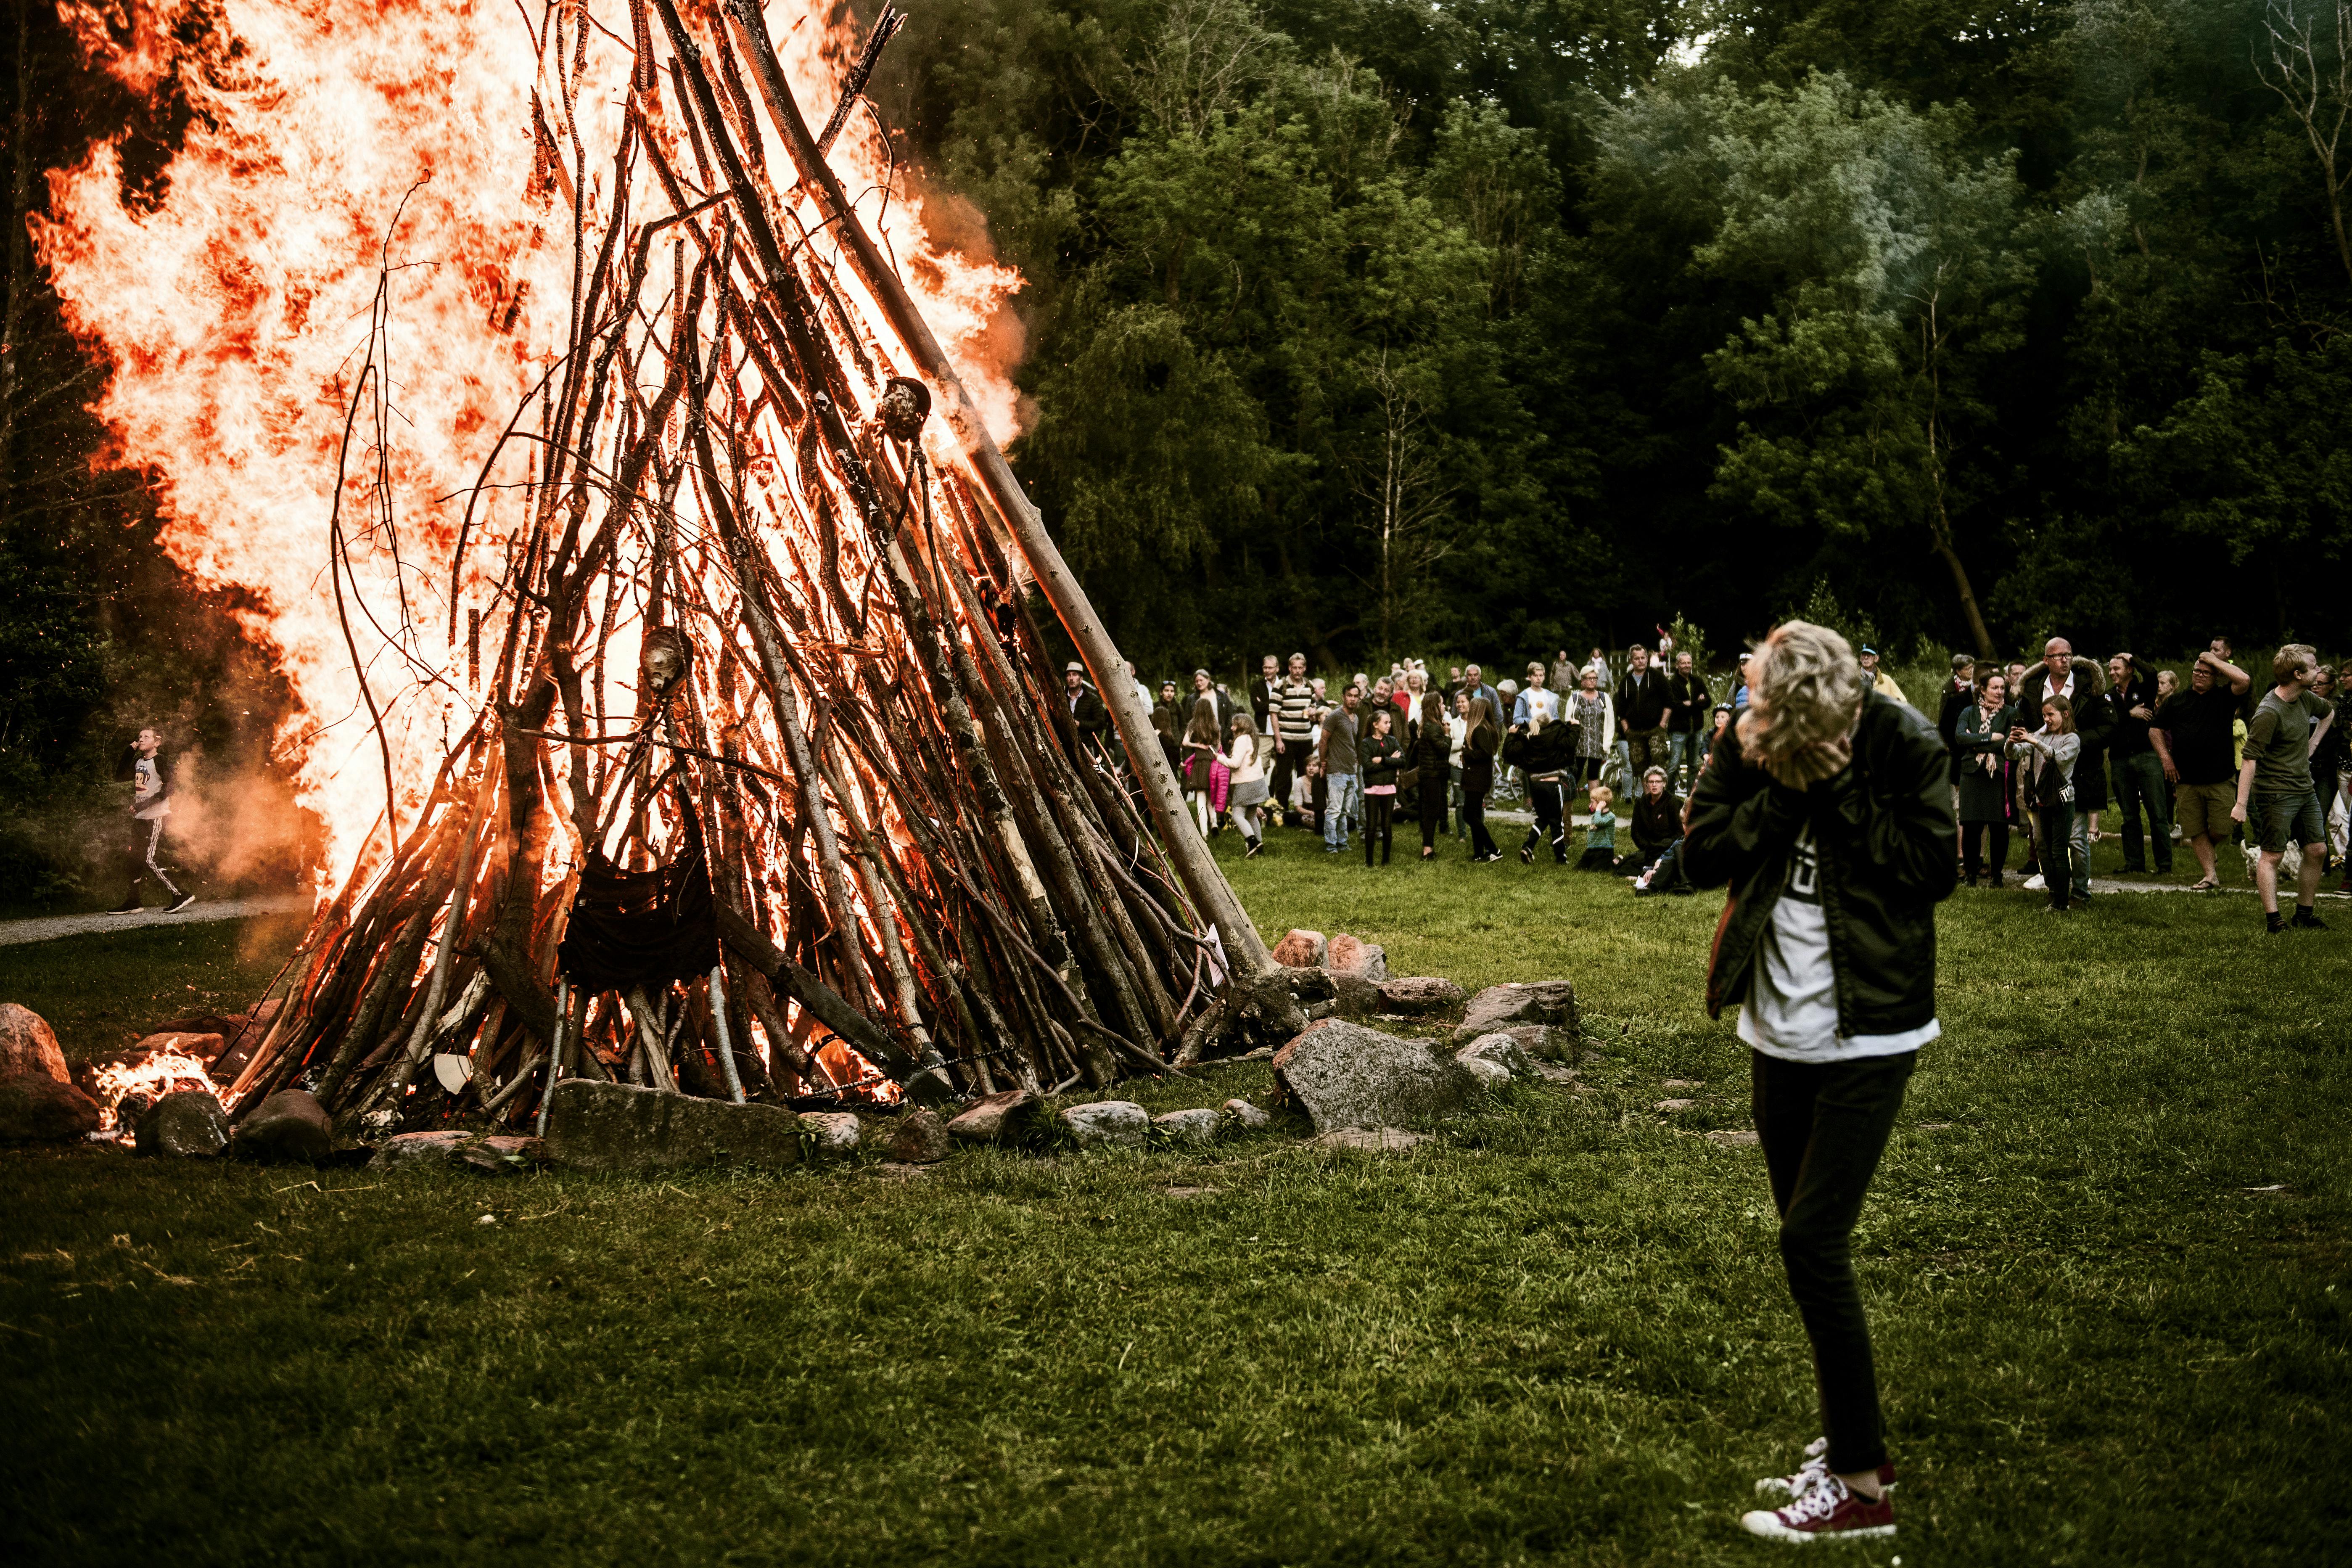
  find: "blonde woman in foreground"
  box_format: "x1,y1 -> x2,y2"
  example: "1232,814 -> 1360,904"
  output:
1681,620 -> 1956,1544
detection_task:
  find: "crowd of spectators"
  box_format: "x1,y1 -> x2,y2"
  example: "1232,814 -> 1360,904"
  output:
1060,632 -> 2349,927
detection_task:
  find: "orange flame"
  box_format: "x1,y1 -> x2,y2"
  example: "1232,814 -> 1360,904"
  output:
37,0 -> 1023,886
91,1052 -> 219,1132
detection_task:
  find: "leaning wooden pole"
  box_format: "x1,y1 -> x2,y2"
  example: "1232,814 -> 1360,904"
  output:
720,0 -> 1271,978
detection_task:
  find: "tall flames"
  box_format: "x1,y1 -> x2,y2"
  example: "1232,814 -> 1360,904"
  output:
37,0 -> 1022,888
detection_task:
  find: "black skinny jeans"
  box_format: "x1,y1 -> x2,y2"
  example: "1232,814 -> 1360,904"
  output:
2037,801 -> 2073,909
1463,785 -> 1498,859
1419,764 -> 1449,850
1524,778 -> 1569,861
1961,820 -> 2008,883
1752,1047 -> 1917,1477
1363,793 -> 1395,865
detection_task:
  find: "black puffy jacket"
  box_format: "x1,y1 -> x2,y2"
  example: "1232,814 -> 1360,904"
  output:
1682,691 -> 1956,1037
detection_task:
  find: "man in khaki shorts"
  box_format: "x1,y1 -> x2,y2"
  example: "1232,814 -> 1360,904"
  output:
2150,649 -> 2252,889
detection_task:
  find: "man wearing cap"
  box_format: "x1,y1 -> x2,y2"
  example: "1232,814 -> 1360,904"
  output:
1858,647 -> 1907,705
1063,662 -> 1109,749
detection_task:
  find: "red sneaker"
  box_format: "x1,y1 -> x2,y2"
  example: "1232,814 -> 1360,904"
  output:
1740,1475 -> 1896,1542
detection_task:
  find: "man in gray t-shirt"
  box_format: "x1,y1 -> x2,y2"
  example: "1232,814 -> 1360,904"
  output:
1316,687 -> 1363,854
2233,643 -> 2334,931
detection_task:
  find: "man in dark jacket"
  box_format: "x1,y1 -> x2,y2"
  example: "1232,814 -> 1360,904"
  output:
1616,646 -> 1673,781
2104,653 -> 2170,875
1682,621 -> 1953,1546
1665,650 -> 1711,792
1062,663 -> 1109,751
2013,640 -> 2111,899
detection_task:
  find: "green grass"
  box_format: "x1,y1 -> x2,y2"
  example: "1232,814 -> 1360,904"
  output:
1,830 -> 2346,1566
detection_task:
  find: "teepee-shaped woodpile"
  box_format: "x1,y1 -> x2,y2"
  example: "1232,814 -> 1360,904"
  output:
216,0 -> 1276,1136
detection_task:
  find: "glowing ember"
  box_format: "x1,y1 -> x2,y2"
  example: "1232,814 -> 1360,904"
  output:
91,1052 -> 219,1132
37,0 -> 1025,889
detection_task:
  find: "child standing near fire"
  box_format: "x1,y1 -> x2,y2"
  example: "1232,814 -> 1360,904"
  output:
113,726 -> 194,914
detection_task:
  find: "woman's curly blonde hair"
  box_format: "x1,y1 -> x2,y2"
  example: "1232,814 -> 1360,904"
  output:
1736,620 -> 1864,772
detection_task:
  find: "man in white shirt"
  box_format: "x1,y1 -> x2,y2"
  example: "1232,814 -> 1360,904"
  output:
112,726 -> 195,914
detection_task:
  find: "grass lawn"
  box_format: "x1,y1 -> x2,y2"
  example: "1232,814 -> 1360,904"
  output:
1,825 -> 2345,1565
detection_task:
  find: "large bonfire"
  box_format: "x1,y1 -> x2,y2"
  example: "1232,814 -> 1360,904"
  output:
39,0 -> 1282,1134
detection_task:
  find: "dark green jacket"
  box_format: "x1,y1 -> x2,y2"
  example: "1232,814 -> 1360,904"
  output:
1682,692 -> 1956,1036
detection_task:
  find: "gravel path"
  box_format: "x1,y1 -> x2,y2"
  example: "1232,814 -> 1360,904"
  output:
0,892 -> 313,949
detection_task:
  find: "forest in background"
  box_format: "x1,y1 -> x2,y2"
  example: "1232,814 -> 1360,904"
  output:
2,0 -> 2349,902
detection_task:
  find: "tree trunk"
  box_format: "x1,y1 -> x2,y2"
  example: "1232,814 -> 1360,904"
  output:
0,0 -> 34,508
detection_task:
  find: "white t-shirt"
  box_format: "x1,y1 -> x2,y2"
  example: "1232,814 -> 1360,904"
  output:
1738,825 -> 1938,1063
132,756 -> 170,822
1446,714 -> 1468,767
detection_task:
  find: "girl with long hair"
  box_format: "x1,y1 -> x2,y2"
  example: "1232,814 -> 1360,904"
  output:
1183,696 -> 1223,835
1222,711 -> 1273,857
2011,694 -> 2081,912
1412,690 -> 1453,859
1461,697 -> 1501,861
1360,706 -> 1403,866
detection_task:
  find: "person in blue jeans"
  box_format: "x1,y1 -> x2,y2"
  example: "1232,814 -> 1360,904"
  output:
1316,685 -> 1364,855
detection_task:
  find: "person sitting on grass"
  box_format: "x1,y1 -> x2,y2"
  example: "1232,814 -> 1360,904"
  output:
1504,705 -> 1577,864
1681,619 -> 1954,1545
2010,695 -> 2081,914
1576,782 -> 1618,871
1624,766 -> 1682,877
1359,706 -> 1404,867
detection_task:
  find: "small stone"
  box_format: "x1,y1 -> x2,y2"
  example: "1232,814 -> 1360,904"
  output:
883,1108 -> 952,1164
947,1089 -> 1039,1146
0,1075 -> 103,1142
802,1111 -> 861,1157
1376,976 -> 1464,1014
1459,1056 -> 1512,1090
1269,928 -> 1329,968
1654,1099 -> 1696,1113
541,1081 -> 805,1172
373,1131 -> 473,1171
1152,1107 -> 1221,1146
1456,1031 -> 1536,1079
136,1090 -> 230,1158
455,1134 -> 545,1174
1325,934 -> 1389,981
232,1089 -> 333,1163
1452,981 -> 1580,1044
1704,1129 -> 1760,1148
1308,1126 -> 1426,1153
0,1004 -> 70,1084
1273,1021 -> 1477,1133
476,1213 -> 497,1225
1662,1079 -> 1703,1089
1163,1185 -> 1222,1198
1222,1097 -> 1271,1129
129,1031 -> 227,1064
1062,1100 -> 1149,1149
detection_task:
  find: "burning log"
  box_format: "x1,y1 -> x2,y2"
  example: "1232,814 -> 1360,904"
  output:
211,0 -> 1277,1139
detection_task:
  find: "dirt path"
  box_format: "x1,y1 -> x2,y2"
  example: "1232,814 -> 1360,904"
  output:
0,892 -> 312,949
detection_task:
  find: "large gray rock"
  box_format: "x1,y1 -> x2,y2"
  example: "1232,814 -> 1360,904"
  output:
1272,1021 -> 1477,1133
947,1089 -> 1039,1146
801,1111 -> 861,1157
0,1003 -> 70,1084
136,1090 -> 230,1157
1326,934 -> 1389,981
542,1081 -> 803,1172
1456,1031 -> 1536,1080
1452,981 -> 1579,1044
232,1089 -> 333,1163
1377,976 -> 1464,1015
1152,1108 -> 1222,1146
0,1075 -> 102,1142
1458,1055 -> 1512,1090
883,1109 -> 951,1163
1062,1100 -> 1149,1149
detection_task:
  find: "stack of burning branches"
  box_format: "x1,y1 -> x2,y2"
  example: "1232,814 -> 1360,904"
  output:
214,0 -> 1282,1139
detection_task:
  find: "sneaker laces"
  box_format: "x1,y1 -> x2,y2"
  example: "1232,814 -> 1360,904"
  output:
1768,1437 -> 1829,1495
1779,1475 -> 1851,1525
